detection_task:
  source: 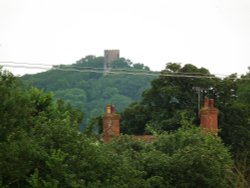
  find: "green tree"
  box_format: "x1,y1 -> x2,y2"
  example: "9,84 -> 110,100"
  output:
151,127 -> 234,187
54,88 -> 87,111
110,58 -> 132,69
107,127 -> 235,188
22,55 -> 154,126
0,69 -> 84,187
121,102 -> 151,134
0,68 -> 238,188
121,63 -> 216,134
219,101 -> 250,186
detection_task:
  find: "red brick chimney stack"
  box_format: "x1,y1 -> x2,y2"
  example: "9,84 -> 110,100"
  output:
200,97 -> 218,135
102,104 -> 120,142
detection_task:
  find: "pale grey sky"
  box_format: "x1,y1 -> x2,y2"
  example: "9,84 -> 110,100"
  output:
0,0 -> 250,76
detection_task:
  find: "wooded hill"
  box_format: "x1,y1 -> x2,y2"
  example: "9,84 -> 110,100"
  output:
2,60 -> 250,186
22,55 -> 156,123
0,67 -> 235,187
21,57 -> 250,186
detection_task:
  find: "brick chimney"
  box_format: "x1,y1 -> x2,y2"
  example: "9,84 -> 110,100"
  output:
102,104 -> 120,142
200,97 -> 218,135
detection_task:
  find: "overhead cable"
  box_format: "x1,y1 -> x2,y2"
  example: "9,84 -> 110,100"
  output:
0,62 -> 246,80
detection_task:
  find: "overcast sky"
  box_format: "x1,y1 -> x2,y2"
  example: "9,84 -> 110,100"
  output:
0,0 -> 250,76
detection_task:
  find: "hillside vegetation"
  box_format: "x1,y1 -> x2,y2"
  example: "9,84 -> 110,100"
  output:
2,61 -> 250,186
20,58 -> 250,186
22,55 -> 156,123
0,69 -> 235,187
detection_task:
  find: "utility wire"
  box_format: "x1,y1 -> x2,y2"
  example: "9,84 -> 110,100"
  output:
1,61 -> 160,75
0,64 -> 239,79
51,66 -> 242,79
0,62 -> 247,80
0,61 -> 231,77
58,65 -> 223,77
1,64 -> 50,70
0,61 -> 52,67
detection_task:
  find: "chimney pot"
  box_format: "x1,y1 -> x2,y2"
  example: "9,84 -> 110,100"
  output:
106,104 -> 111,114
204,96 -> 209,108
111,105 -> 116,113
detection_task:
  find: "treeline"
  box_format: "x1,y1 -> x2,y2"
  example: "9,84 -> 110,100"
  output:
22,56 -> 155,124
0,69 -> 235,187
2,58 -> 250,186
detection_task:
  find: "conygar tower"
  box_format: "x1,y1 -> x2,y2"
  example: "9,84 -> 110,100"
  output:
104,50 -> 120,75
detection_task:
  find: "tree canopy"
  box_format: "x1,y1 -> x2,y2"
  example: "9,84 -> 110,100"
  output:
1,63 -> 249,187
22,56 -> 155,125
0,68 -> 235,187
121,63 -> 250,186
5,54 -> 250,186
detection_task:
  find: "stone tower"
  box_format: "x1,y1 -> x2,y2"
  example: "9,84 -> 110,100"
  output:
104,50 -> 120,75
102,104 -> 120,142
200,97 -> 219,135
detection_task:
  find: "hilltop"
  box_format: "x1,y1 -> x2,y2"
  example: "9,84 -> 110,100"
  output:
22,55 -> 156,123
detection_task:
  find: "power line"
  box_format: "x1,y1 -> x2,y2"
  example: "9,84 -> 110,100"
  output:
42,67 -> 242,79
0,64 -> 237,79
1,61 -> 161,75
0,61 -> 247,80
1,64 -> 50,70
59,65 -> 226,77
0,61 -> 52,67
0,61 -> 230,77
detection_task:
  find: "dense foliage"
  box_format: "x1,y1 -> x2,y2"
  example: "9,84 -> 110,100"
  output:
22,56 -> 155,124
5,56 -> 250,186
121,63 -> 250,186
121,63 -> 217,134
0,69 -> 83,187
0,68 -> 238,187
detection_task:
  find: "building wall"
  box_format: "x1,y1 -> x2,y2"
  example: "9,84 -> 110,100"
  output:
104,50 -> 120,64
